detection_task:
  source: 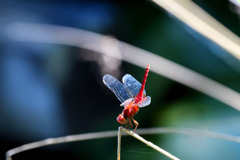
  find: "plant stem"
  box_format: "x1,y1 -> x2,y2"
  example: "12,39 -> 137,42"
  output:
117,127 -> 180,160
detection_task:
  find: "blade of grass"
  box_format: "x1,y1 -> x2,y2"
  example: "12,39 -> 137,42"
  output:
6,127 -> 240,160
152,0 -> 240,60
5,22 -> 240,111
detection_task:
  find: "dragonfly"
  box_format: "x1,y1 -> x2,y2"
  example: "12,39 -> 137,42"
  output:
103,64 -> 151,132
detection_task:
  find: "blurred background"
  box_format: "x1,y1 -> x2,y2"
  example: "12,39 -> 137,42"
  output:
1,0 -> 240,160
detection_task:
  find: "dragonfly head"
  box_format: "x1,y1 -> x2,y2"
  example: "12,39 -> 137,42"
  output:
117,114 -> 126,124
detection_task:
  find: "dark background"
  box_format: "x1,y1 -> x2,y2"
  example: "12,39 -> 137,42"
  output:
1,0 -> 240,160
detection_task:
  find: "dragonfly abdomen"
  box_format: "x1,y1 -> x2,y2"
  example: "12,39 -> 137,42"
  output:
134,64 -> 150,104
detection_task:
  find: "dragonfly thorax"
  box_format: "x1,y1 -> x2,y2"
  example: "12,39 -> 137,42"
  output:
123,102 -> 139,118
116,103 -> 139,125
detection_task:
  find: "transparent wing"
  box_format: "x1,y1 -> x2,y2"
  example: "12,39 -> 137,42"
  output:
120,98 -> 134,106
122,74 -> 146,97
103,74 -> 131,103
138,96 -> 151,108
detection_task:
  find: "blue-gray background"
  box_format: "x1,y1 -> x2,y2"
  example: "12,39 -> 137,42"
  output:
1,0 -> 240,159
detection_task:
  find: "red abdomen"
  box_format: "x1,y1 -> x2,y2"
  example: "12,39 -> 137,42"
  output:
123,103 -> 139,118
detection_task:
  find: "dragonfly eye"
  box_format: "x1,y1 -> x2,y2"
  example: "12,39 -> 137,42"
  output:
117,114 -> 126,124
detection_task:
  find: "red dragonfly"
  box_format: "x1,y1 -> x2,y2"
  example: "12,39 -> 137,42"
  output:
103,64 -> 151,132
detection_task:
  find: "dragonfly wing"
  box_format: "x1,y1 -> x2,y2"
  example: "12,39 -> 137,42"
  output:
120,98 -> 134,106
122,74 -> 146,97
138,96 -> 151,108
103,74 -> 131,103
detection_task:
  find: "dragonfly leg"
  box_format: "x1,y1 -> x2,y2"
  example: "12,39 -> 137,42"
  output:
123,118 -> 128,128
126,118 -> 133,130
132,118 -> 139,132
121,119 -> 130,131
120,120 -> 128,131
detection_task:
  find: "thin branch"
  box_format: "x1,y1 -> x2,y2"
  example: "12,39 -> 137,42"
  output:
117,128 -> 121,160
6,127 -> 240,160
118,127 -> 180,160
4,22 -> 240,111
